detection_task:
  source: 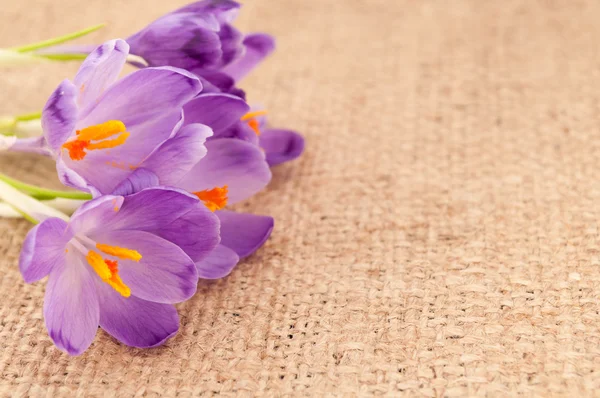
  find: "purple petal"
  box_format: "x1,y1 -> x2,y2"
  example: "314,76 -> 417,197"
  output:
41,79 -> 78,153
176,0 -> 240,18
183,93 -> 249,134
222,34 -> 275,82
218,24 -> 244,65
70,195 -> 124,235
127,13 -> 223,70
96,280 -> 179,348
217,211 -> 274,258
79,66 -> 201,127
73,40 -> 129,109
44,254 -> 99,356
195,244 -> 239,279
260,128 -> 305,167
93,230 -> 198,303
140,123 -> 213,185
9,137 -> 51,156
177,139 -> 271,204
218,120 -> 259,145
106,187 -> 199,232
157,203 -> 221,262
19,218 -> 71,283
111,168 -> 160,196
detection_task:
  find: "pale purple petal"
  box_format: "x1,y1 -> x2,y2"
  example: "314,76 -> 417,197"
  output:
92,230 -> 198,303
41,79 -> 78,153
70,195 -> 124,235
157,204 -> 220,262
9,137 -> 51,156
260,128 -> 305,167
96,280 -> 179,348
44,253 -> 99,356
73,39 -> 129,109
105,187 -> 199,232
221,34 -> 275,82
19,218 -> 72,283
195,244 -> 239,279
217,211 -> 274,258
140,123 -> 213,185
79,66 -> 201,128
177,139 -> 271,204
183,93 -> 249,134
111,168 -> 160,196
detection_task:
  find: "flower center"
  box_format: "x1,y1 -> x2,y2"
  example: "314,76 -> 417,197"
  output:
241,110 -> 267,136
194,185 -> 228,211
62,120 -> 130,161
85,243 -> 142,297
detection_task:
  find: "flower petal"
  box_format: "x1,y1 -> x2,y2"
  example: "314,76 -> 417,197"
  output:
70,195 -> 124,235
44,253 -> 100,356
73,39 -> 129,109
111,168 -> 160,196
127,13 -> 222,70
41,79 -> 78,153
221,34 -> 275,82
79,66 -> 201,130
94,230 -> 198,303
177,139 -> 271,204
96,280 -> 179,348
106,187 -> 199,232
19,218 -> 72,283
183,93 -> 249,134
140,123 -> 213,185
157,204 -> 220,262
195,244 -> 239,279
260,128 -> 305,166
217,211 -> 274,258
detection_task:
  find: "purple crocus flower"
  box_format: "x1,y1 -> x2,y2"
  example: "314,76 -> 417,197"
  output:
125,0 -> 275,94
183,93 -> 305,166
20,187 -> 220,355
41,39 -> 208,196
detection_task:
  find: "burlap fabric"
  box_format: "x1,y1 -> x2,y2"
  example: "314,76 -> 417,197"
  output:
2,0 -> 600,396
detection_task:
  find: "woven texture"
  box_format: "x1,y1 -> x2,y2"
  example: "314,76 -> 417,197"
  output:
2,0 -> 600,396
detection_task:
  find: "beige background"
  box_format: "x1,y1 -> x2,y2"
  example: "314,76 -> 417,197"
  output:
2,0 -> 600,396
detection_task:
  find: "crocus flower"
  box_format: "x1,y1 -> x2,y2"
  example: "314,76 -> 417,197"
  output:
20,187 -> 220,355
183,93 -> 305,166
125,0 -> 274,93
41,39 -> 209,196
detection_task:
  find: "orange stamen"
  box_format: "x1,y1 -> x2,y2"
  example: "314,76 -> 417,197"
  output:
241,110 -> 267,136
62,120 -> 129,161
194,185 -> 228,212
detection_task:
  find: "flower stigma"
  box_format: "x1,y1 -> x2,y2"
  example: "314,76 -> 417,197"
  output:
194,185 -> 228,211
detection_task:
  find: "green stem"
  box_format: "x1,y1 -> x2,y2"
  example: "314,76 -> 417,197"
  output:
15,111 -> 42,122
0,173 -> 92,200
12,23 -> 105,53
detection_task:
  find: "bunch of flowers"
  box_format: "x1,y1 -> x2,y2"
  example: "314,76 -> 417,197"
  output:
0,0 -> 303,355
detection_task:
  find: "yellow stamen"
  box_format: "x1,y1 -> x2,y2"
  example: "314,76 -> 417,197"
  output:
240,110 -> 268,121
247,119 -> 261,136
62,120 -> 130,161
86,251 -> 112,280
96,243 -> 142,262
194,185 -> 228,212
86,252 -> 131,297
